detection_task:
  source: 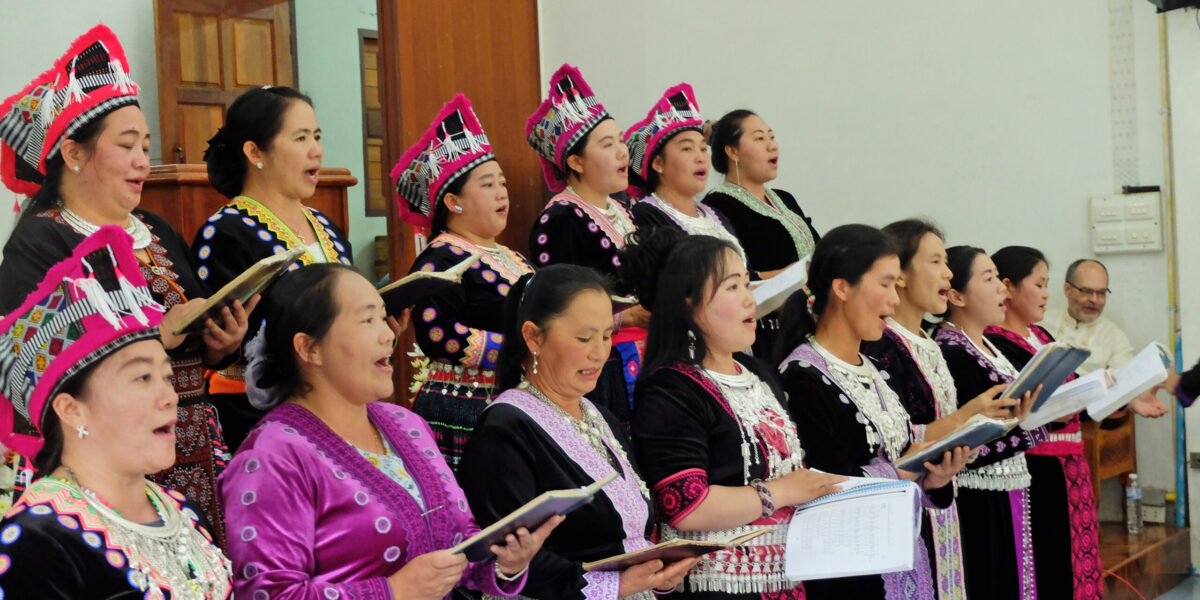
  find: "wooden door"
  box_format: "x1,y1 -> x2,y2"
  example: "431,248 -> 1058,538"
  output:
378,0 -> 543,403
153,0 -> 296,164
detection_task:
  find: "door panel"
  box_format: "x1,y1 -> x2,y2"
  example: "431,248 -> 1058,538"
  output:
154,0 -> 296,163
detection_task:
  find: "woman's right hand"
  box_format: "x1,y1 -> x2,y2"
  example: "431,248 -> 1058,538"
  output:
618,556 -> 701,597
158,298 -> 208,350
1011,385 -> 1042,422
959,383 -> 1016,419
387,549 -> 468,600
769,468 -> 847,506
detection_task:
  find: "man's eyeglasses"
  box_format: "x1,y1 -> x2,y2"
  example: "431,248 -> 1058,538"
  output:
1066,281 -> 1111,298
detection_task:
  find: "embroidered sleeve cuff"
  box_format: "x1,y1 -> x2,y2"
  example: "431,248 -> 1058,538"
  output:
347,577 -> 392,600
462,329 -> 505,370
861,459 -> 900,480
653,468 -> 710,528
582,569 -> 621,599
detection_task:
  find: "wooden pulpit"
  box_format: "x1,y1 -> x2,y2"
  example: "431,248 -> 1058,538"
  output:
139,164 -> 355,241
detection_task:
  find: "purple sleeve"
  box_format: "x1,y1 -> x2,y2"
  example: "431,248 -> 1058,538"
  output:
222,446 -> 392,600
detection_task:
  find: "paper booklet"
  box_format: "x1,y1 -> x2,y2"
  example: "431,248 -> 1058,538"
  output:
752,255 -> 811,316
1003,342 -> 1092,412
171,247 -> 306,335
1021,369 -> 1112,430
610,294 -> 640,314
894,414 -> 1018,474
449,473 -> 616,562
377,252 -> 481,316
1086,342 -> 1172,420
785,475 -> 921,581
582,528 -> 772,572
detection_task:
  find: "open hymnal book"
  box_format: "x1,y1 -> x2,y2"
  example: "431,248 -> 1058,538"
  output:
752,255 -> 811,316
1004,342 -> 1092,411
449,473 -> 616,562
582,528 -> 772,571
377,252 -> 480,316
785,475 -> 920,581
1021,369 -> 1112,430
171,246 -> 306,335
1086,342 -> 1172,420
894,415 -> 1018,474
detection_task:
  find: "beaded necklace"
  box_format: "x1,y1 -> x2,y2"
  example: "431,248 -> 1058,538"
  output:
58,468 -> 232,599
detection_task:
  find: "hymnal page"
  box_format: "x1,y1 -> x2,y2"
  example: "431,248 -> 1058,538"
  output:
171,246 -> 306,335
752,256 -> 811,316
1021,369 -> 1111,430
1086,342 -> 1171,420
785,483 -> 919,581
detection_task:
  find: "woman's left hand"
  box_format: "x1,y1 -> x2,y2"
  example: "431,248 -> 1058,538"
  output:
491,515 -> 565,578
920,446 -> 971,490
201,295 -> 260,364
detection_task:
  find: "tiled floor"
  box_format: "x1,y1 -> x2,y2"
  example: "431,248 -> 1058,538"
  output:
1159,576 -> 1200,599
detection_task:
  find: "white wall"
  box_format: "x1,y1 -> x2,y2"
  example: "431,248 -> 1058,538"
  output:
540,0 -> 1177,490
0,1 -> 385,276
293,0 -> 388,275
1165,5 -> 1200,565
0,0 -> 159,239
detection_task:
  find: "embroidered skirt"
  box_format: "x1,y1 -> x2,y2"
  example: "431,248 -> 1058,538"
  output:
411,362 -> 500,471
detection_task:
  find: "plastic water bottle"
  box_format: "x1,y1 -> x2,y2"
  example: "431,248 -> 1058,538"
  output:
1126,473 -> 1143,534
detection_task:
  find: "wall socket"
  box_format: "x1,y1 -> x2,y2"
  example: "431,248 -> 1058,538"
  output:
1190,452 -> 1200,469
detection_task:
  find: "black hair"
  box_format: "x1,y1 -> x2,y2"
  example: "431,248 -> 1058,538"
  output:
707,109 -> 757,174
991,246 -> 1048,286
252,263 -> 357,407
1064,258 -> 1107,284
776,224 -> 900,363
32,360 -> 99,475
205,86 -> 314,199
939,245 -> 989,319
496,265 -> 613,391
23,108 -> 127,219
882,218 -> 944,270
620,228 -> 741,375
559,116 -> 615,183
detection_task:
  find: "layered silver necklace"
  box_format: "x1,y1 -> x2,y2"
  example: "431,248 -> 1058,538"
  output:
61,468 -> 232,599
59,204 -> 152,250
702,363 -> 805,482
888,319 -> 959,419
811,340 -> 912,462
519,380 -> 649,499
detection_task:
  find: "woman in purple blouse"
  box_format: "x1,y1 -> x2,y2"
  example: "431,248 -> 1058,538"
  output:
220,264 -> 556,599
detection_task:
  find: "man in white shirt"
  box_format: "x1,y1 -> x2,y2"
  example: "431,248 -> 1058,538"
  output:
1041,258 -> 1169,417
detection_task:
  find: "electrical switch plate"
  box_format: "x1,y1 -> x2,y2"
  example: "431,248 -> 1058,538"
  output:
1090,192 -> 1163,254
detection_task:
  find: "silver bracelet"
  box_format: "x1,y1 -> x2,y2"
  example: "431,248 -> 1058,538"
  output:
494,562 -> 528,582
750,479 -> 774,518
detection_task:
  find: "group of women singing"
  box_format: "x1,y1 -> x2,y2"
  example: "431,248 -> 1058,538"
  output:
0,22 -> 1180,600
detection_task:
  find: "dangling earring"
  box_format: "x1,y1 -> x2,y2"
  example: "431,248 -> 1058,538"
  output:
531,351 -> 539,375
76,424 -> 89,439
734,158 -> 742,187
687,330 -> 697,360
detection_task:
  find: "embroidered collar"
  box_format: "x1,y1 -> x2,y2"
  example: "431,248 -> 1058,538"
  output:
550,190 -> 634,248
711,182 -> 814,258
231,196 -> 341,265
432,232 -> 532,283
886,319 -> 958,419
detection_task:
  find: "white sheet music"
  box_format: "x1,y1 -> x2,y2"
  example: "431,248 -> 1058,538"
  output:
1086,342 -> 1171,420
785,483 -> 919,581
1022,369 -> 1110,430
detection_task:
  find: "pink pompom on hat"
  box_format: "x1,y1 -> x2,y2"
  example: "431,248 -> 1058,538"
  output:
391,93 -> 496,231
0,23 -> 140,196
0,226 -> 164,457
525,63 -> 612,193
623,83 -> 704,199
